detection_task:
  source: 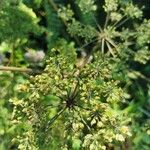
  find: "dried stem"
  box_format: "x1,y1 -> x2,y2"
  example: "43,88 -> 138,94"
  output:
0,66 -> 33,73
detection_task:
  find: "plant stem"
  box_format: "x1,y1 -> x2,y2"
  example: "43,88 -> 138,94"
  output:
101,38 -> 105,53
46,107 -> 66,129
0,66 -> 33,73
104,12 -> 110,29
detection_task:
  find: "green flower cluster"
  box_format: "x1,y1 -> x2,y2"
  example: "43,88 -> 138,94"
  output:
76,0 -> 97,13
11,41 -> 131,149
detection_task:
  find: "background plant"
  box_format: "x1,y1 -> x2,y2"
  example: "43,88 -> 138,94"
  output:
0,0 -> 150,150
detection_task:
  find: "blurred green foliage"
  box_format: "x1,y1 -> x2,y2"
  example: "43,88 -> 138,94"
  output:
0,0 -> 149,149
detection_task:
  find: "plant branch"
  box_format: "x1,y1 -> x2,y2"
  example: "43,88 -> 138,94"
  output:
106,41 -> 115,57
111,14 -> 126,29
115,17 -> 129,28
104,12 -> 110,29
91,13 -> 103,32
101,38 -> 105,53
0,66 -> 33,73
46,107 -> 66,130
